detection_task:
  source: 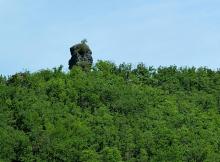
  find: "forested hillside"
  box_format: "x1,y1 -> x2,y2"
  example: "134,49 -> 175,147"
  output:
1,61 -> 220,162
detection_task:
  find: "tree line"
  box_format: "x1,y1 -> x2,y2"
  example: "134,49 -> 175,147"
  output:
1,60 -> 220,161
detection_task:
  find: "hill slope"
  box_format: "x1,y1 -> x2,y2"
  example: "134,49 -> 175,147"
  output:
1,61 -> 220,161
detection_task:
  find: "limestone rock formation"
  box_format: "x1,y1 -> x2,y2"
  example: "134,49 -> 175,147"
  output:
68,40 -> 93,70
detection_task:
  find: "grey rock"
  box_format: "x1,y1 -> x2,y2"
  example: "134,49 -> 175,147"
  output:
68,40 -> 93,70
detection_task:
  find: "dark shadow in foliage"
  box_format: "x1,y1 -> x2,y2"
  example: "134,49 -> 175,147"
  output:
7,72 -> 30,87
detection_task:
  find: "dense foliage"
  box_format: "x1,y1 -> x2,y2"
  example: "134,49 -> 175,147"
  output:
1,61 -> 220,161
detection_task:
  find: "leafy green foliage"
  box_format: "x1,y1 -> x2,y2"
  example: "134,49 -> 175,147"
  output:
1,62 -> 220,161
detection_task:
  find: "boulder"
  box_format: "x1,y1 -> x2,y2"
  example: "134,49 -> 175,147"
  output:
69,40 -> 93,70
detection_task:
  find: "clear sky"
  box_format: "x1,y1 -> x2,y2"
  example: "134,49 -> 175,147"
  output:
0,0 -> 220,75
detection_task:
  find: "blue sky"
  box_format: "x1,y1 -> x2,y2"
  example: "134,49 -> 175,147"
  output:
0,0 -> 220,75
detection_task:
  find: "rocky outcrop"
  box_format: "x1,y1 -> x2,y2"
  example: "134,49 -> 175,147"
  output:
68,40 -> 93,70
